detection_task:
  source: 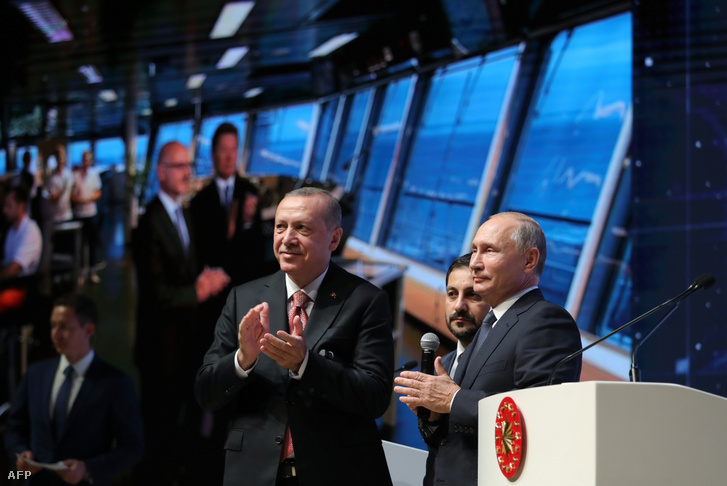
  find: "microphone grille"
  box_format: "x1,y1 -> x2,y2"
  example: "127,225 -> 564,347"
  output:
693,274 -> 716,290
420,332 -> 440,351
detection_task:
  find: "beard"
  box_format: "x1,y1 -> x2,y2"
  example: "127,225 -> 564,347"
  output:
446,311 -> 479,344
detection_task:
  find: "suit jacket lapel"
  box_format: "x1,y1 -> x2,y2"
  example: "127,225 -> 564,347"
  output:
152,197 -> 195,272
304,263 -> 345,350
62,356 -> 99,439
262,272 -> 289,337
459,289 -> 544,388
42,359 -> 59,431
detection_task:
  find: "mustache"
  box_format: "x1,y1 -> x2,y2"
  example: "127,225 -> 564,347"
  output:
278,245 -> 302,254
447,310 -> 476,324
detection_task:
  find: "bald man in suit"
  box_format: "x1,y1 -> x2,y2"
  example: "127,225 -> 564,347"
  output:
132,141 -> 229,483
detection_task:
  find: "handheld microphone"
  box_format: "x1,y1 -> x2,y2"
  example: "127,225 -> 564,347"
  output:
394,360 -> 418,373
546,274 -> 716,385
417,333 -> 440,427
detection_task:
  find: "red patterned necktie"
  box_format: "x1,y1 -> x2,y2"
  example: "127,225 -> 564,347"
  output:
281,290 -> 311,461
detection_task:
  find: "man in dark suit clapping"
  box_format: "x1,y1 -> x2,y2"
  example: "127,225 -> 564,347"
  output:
196,187 -> 394,486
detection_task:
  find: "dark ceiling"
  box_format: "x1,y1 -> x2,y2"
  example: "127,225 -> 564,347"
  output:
0,0 -> 629,142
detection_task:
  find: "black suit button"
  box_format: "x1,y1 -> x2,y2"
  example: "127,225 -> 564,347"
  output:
309,387 -> 315,394
275,436 -> 283,445
440,439 -> 447,446
469,427 -> 475,434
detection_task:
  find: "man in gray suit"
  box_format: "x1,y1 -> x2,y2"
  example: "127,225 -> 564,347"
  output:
395,212 -> 582,485
196,187 -> 394,486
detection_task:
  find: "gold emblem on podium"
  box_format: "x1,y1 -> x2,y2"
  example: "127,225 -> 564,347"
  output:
495,396 -> 524,479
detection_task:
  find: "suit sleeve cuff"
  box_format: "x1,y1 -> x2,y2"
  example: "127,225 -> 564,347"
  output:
289,349 -> 310,380
234,349 -> 257,378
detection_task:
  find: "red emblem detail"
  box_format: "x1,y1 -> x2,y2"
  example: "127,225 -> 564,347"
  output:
494,396 -> 524,479
330,292 -> 337,298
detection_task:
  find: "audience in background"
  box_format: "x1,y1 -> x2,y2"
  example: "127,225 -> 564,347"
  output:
0,185 -> 42,313
71,151 -> 103,285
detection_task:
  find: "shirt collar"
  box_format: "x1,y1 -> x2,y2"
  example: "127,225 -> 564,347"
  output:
158,189 -> 184,215
490,286 -> 539,321
59,349 -> 95,377
284,266 -> 329,304
215,176 -> 235,191
13,214 -> 30,232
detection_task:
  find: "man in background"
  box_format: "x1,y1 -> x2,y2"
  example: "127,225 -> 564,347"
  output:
4,293 -> 144,485
414,253 -> 490,484
49,144 -> 74,223
71,151 -> 102,284
395,212 -> 582,485
0,186 -> 42,312
190,122 -> 268,289
132,141 -> 229,484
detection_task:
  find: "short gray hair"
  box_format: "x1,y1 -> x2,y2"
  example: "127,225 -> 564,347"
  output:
284,187 -> 342,230
493,212 -> 547,276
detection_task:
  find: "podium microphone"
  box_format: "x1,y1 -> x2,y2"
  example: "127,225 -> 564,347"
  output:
547,274 -> 716,386
417,333 -> 440,427
630,274 -> 715,381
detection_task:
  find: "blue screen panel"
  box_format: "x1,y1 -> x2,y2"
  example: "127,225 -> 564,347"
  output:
247,104 -> 314,177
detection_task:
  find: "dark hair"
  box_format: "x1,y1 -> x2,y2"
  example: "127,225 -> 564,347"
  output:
212,122 -> 239,152
22,151 -> 31,167
53,293 -> 98,328
7,185 -> 30,206
446,253 -> 473,287
284,187 -> 342,230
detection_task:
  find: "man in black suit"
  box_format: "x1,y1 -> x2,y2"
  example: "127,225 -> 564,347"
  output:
413,253 -> 490,484
190,122 -> 268,288
5,293 -> 143,485
132,141 -> 229,483
395,212 -> 582,485
195,187 -> 394,486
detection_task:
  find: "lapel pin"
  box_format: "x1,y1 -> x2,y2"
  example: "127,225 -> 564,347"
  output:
330,292 -> 337,298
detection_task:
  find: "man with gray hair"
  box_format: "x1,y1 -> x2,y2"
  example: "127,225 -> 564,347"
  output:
196,187 -> 394,486
395,211 -> 582,485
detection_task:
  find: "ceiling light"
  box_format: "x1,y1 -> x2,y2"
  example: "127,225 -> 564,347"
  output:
14,0 -> 73,43
98,90 -> 117,102
243,87 -> 263,98
78,65 -> 103,84
186,73 -> 207,90
164,98 -> 178,108
308,33 -> 359,58
216,46 -> 249,69
210,1 -> 255,39
141,108 -> 152,116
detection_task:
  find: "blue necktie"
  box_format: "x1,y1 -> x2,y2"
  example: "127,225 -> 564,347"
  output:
52,366 -> 74,440
174,206 -> 189,256
455,311 -> 497,383
470,310 -> 497,357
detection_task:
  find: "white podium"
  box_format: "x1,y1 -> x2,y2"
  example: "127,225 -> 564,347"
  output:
478,381 -> 727,486
382,440 -> 427,486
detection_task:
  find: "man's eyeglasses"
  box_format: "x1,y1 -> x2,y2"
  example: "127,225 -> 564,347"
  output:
161,161 -> 192,171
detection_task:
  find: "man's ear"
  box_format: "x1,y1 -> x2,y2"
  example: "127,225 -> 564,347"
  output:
84,322 -> 96,340
523,248 -> 540,274
329,227 -> 343,252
